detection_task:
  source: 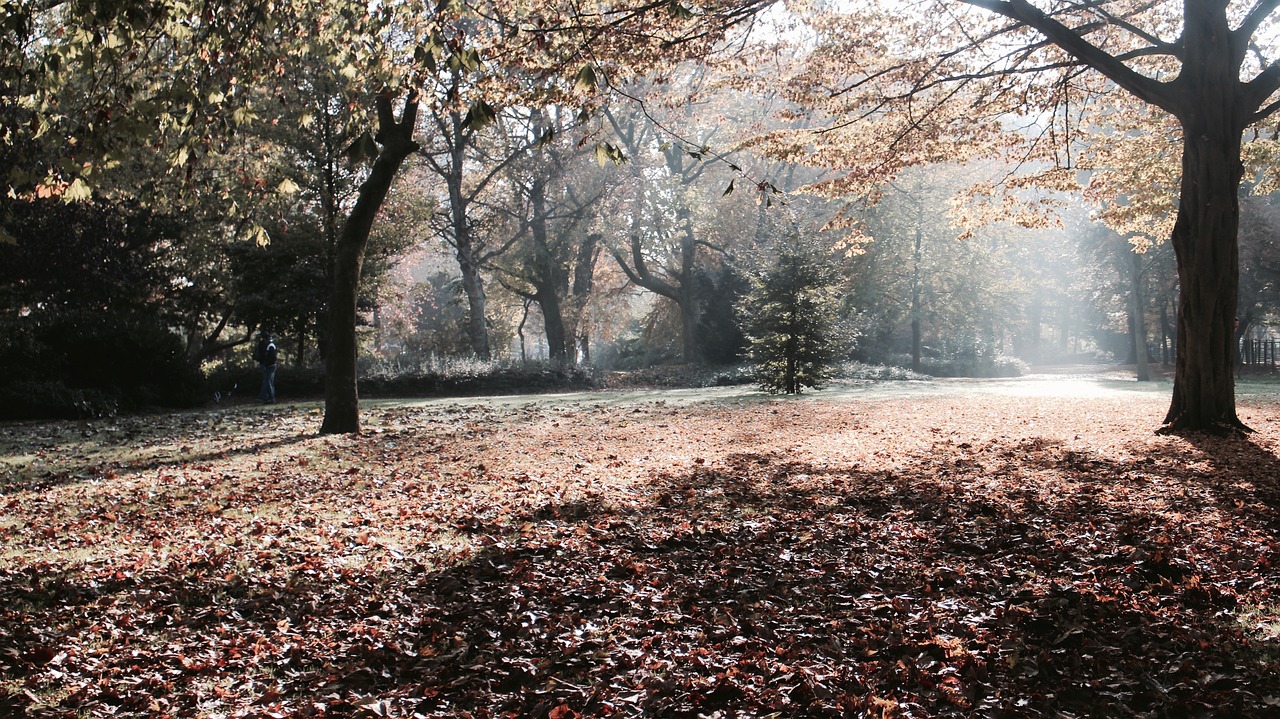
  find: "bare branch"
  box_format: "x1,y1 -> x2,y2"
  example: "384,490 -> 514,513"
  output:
960,0 -> 1174,112
1246,61 -> 1280,116
1237,0 -> 1280,41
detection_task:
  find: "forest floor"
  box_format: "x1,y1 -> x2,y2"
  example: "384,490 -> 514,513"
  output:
3,370 -> 1280,718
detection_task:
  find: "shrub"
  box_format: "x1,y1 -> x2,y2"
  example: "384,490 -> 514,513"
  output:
0,312 -> 203,419
914,351 -> 1029,378
357,357 -> 598,397
834,361 -> 932,382
739,237 -> 856,394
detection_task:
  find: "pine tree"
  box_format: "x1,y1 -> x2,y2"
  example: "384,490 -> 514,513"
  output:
739,237 -> 853,394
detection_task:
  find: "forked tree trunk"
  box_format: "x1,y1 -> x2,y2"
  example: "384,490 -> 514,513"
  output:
1160,109 -> 1247,433
441,106 -> 491,361
320,93 -> 419,435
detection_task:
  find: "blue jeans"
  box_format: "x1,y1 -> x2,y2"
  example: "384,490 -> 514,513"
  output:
259,363 -> 277,402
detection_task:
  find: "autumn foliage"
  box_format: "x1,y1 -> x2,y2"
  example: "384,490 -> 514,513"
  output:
2,381 -> 1279,717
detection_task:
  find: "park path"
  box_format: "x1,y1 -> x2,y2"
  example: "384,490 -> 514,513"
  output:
376,363 -> 1175,413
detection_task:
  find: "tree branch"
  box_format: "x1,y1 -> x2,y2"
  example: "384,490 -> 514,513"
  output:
959,0 -> 1174,113
1246,60 -> 1280,118
1237,0 -> 1280,41
612,234 -> 678,300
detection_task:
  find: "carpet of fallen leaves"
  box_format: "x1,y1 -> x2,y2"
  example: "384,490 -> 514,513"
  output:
2,379 -> 1280,718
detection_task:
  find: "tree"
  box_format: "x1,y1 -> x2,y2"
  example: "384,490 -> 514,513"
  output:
321,91 -> 419,434
0,199 -> 202,416
1237,196 -> 1280,346
1077,223 -> 1175,379
739,235 -> 852,394
846,165 -> 1029,375
490,109 -> 605,364
755,0 -> 1280,432
960,0 -> 1280,431
2,0 -> 782,431
601,79 -> 758,365
416,55 -> 534,361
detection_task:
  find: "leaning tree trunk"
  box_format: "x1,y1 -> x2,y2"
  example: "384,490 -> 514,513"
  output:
1160,109 -> 1247,433
320,93 -> 419,435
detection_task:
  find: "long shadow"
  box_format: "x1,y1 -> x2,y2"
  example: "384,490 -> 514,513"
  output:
1175,431 -> 1280,526
2,446 -> 1278,717
1,431 -> 316,493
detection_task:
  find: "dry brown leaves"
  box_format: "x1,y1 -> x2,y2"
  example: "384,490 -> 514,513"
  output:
1,382 -> 1279,718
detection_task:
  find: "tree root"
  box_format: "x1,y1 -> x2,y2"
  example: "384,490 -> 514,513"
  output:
1156,415 -> 1254,437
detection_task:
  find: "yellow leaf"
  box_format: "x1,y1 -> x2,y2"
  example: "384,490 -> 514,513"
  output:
574,64 -> 597,95
63,177 -> 92,202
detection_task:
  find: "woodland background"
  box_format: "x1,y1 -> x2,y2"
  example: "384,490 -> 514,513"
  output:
4,0 -> 1280,423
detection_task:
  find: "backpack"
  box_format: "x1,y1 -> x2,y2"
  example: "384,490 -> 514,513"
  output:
263,341 -> 278,366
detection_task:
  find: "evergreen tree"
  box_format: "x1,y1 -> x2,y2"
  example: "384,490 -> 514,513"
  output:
739,237 -> 853,394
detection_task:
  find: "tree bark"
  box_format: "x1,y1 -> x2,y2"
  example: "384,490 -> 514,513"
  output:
444,125 -> 492,361
911,221 -> 922,373
1129,251 -> 1152,382
320,92 -> 419,435
961,0 -> 1280,433
566,233 -> 601,366
457,246 -> 491,360
676,205 -> 702,364
528,176 -> 573,363
1159,109 -> 1246,432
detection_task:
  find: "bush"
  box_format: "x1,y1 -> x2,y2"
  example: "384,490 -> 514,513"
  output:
834,361 -> 932,382
0,312 -> 203,420
357,357 -> 598,397
0,381 -> 120,420
912,352 -> 1029,378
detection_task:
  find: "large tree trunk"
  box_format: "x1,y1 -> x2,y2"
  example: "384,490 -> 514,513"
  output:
678,288 -> 702,364
965,0 -> 1280,435
320,93 -> 419,435
528,176 -> 572,363
1160,108 -> 1246,433
566,233 -> 601,366
539,287 -> 570,362
911,222 -> 922,373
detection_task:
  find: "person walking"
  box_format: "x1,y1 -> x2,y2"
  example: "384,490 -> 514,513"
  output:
254,332 -> 279,403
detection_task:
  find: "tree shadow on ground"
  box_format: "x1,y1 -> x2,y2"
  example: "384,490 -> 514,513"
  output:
0,430 -> 316,493
1175,431 -> 1280,526
3,440 -> 1279,718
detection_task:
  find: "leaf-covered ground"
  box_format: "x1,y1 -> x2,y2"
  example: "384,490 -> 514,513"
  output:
2,378 -> 1280,718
